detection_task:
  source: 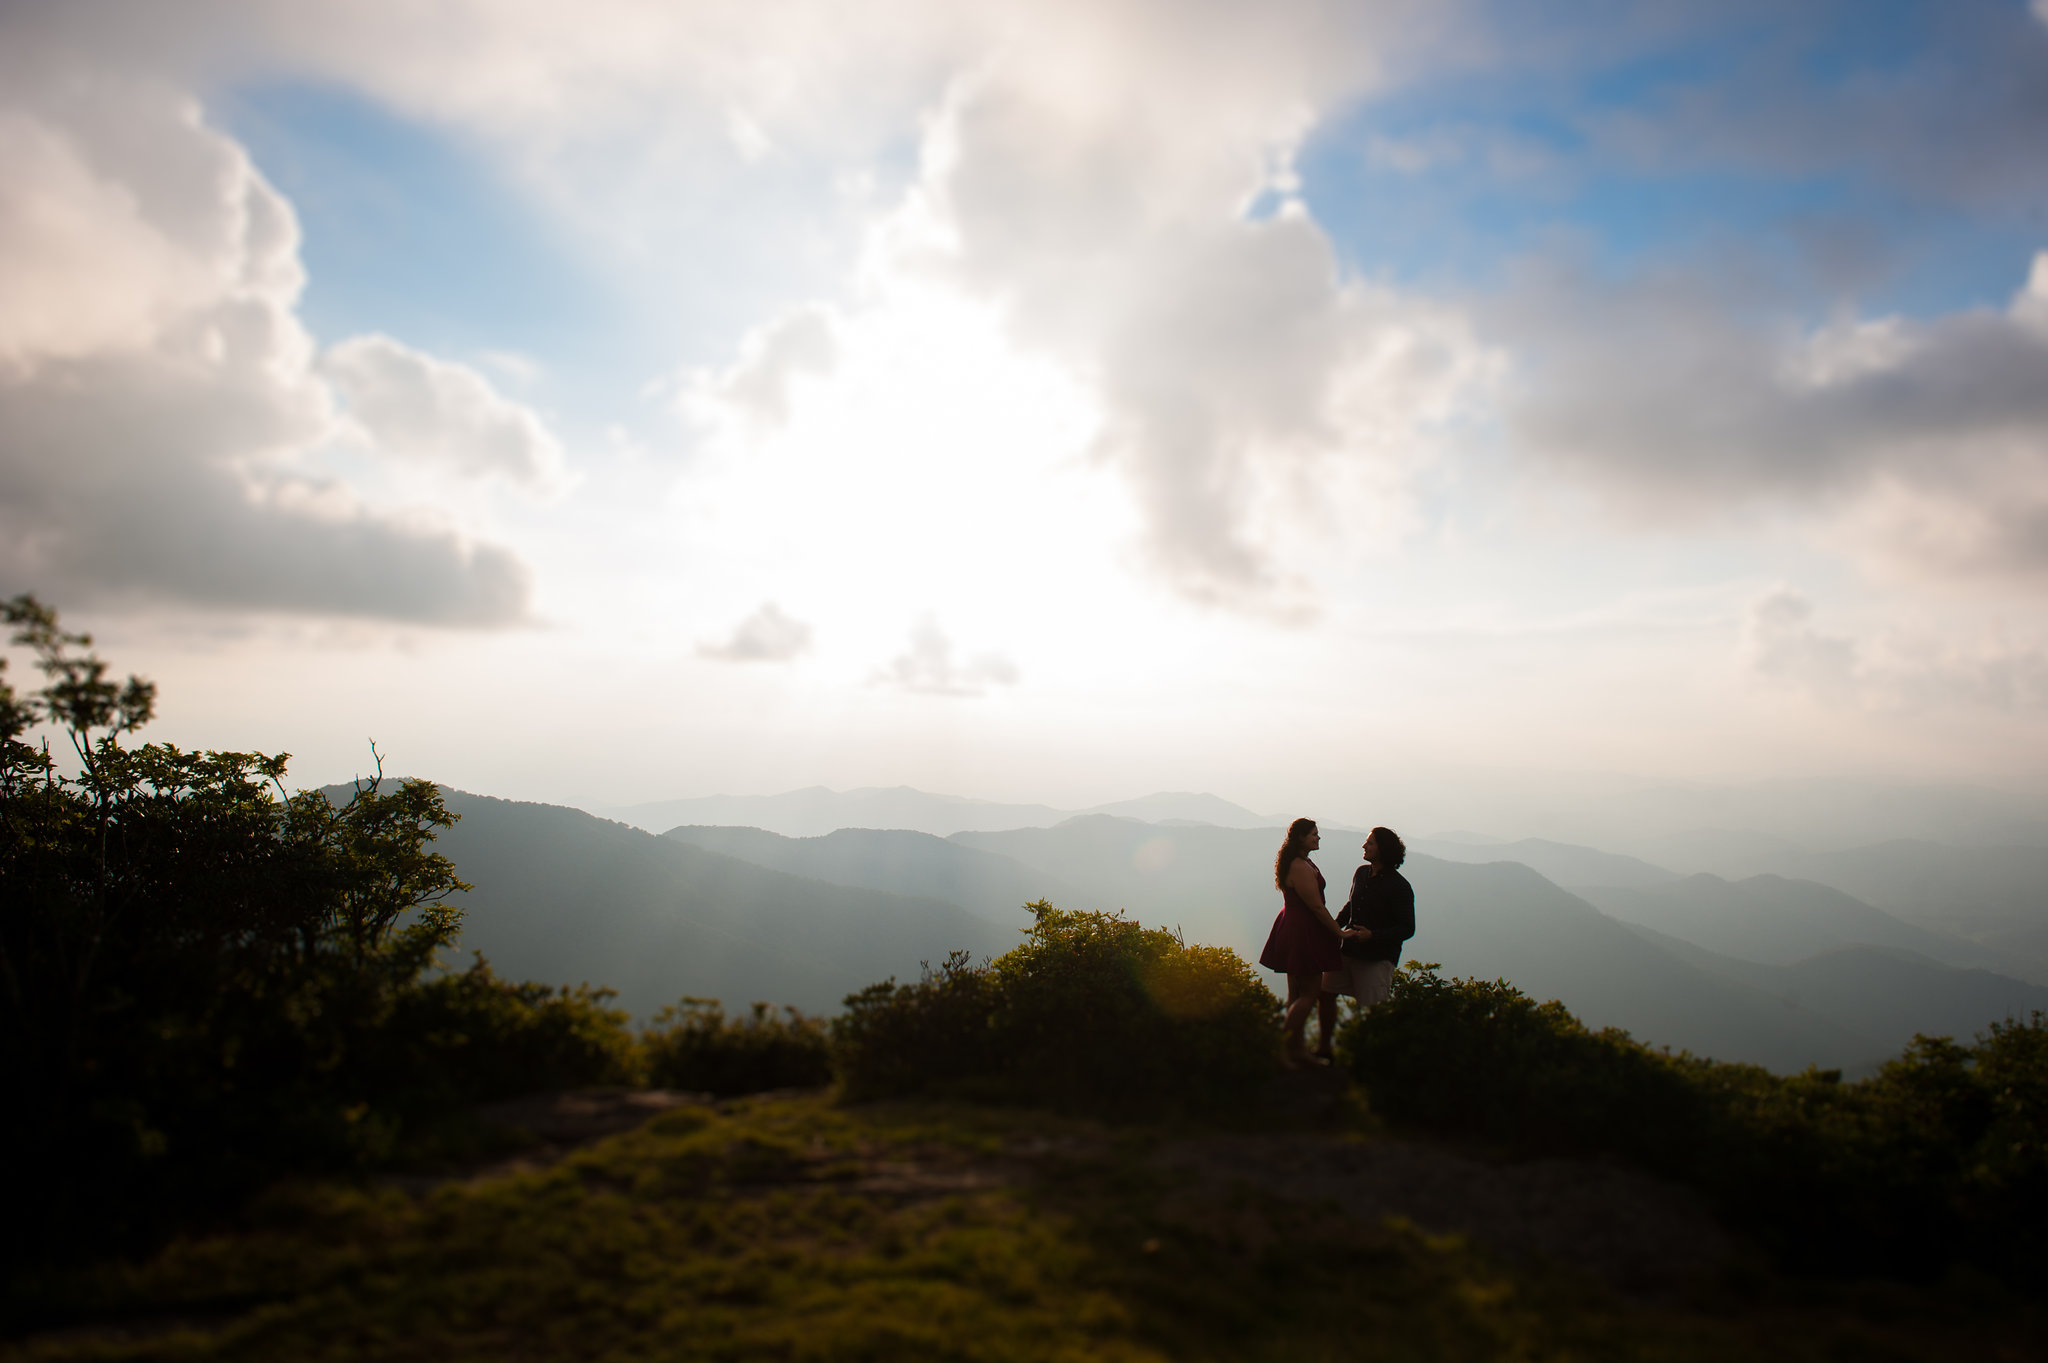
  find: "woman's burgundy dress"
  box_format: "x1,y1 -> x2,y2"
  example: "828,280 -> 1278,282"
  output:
1259,862 -> 1343,975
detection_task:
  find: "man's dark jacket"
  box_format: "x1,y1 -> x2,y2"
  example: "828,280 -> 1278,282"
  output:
1338,866 -> 1415,964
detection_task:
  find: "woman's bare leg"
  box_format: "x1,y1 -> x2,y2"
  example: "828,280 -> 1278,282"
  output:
1314,992 -> 1338,1060
1282,973 -> 1319,1065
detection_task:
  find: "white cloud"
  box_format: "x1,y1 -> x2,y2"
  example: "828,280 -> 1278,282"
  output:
1745,589 -> 1856,702
1505,250 -> 2048,581
0,58 -> 532,625
597,1 -> 1500,628
699,601 -> 812,661
810,6 -> 1493,610
1746,589 -> 2048,713
682,305 -> 839,428
0,107 -> 222,366
323,333 -> 567,492
877,617 -> 1017,696
6,0 -> 1490,619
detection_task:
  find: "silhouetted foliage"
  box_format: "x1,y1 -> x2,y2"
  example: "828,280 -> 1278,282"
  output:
642,998 -> 834,1096
836,900 -> 1280,1116
1343,964 -> 2048,1281
374,960 -> 643,1109
0,598 -> 627,1268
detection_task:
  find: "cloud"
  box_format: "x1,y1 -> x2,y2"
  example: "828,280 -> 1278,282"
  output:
0,58 -> 534,625
323,333 -> 567,491
1503,250 -> 2048,579
876,617 -> 1017,696
6,0 -> 1493,616
1744,589 -> 1856,703
699,601 -> 813,661
683,305 -> 838,428
1745,588 -> 2048,712
0,108 -> 222,366
874,9 -> 1495,608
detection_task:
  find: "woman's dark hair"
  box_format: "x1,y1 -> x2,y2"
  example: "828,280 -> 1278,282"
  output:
1370,826 -> 1406,872
1275,817 -> 1318,889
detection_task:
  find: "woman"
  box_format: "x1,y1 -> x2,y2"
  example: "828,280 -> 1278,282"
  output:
1259,817 -> 1351,1069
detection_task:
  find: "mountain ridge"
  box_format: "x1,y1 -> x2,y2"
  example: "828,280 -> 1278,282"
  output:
594,785 -> 1277,837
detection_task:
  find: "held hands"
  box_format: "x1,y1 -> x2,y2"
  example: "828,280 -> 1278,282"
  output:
1340,927 -> 1370,940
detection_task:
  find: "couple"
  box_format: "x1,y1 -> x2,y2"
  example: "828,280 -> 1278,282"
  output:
1259,817 -> 1415,1070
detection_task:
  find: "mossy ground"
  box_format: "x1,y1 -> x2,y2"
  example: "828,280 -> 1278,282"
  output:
6,1092 -> 2041,1362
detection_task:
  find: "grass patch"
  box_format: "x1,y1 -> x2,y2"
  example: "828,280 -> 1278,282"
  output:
7,1094 -> 2041,1362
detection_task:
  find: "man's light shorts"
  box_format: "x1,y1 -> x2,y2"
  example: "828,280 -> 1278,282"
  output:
1322,958 -> 1394,1006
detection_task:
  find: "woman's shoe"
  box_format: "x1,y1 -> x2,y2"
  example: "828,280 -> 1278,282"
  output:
1309,1050 -> 1334,1066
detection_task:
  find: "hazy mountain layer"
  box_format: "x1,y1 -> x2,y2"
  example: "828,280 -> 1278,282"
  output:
1766,842 -> 2048,967
430,790 -> 1011,1017
660,825 -> 1074,930
1573,874 -> 2009,973
1617,925 -> 2048,1060
1588,838 -> 2048,981
597,786 -> 1274,838
1404,858 -> 1886,1073
1414,837 -> 1682,890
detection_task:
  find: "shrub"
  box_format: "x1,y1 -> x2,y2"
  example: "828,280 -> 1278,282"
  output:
373,959 -> 644,1105
1342,964 -> 2048,1280
833,950 -> 1004,1100
642,998 -> 834,1096
836,901 -> 1280,1118
0,597 -> 639,1268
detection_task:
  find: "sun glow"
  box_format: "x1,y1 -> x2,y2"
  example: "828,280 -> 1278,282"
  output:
674,274 -> 1140,685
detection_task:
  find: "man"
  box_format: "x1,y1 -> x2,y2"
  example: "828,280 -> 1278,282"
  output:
1312,826 -> 1415,1062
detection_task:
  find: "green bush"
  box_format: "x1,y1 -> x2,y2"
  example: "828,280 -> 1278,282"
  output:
0,597 -> 638,1269
372,959 -> 644,1106
836,901 -> 1280,1117
642,998 -> 834,1096
1342,964 -> 2048,1280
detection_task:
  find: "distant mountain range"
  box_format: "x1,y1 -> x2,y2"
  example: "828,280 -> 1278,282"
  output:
427,791 -> 1013,1017
594,786 -> 1278,838
1732,841 -> 2048,967
1415,836 -> 1682,891
1419,831 -> 2048,985
1572,874 -> 2016,975
417,790 -> 2048,1076
661,824 -> 1075,929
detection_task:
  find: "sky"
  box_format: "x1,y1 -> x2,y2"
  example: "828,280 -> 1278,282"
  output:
3,0 -> 2047,837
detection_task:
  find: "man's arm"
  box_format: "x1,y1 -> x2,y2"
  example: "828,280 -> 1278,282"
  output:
1389,878 -> 1416,944
1343,866 -> 1373,936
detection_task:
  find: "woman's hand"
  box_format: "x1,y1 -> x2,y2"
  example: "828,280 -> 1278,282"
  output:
1341,927 -> 1370,940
